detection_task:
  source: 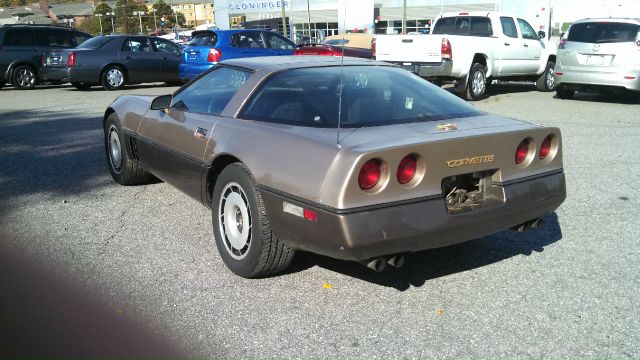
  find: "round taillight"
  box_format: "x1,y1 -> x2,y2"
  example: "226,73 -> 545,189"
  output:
515,139 -> 530,165
358,159 -> 381,190
540,135 -> 553,159
397,155 -> 417,185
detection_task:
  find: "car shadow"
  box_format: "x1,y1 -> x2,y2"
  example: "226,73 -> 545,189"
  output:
487,81 -> 538,96
65,83 -> 177,92
0,109 -> 109,215
553,91 -> 639,104
283,212 -> 562,291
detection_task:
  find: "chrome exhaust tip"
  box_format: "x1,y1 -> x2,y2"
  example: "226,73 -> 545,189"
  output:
387,254 -> 405,268
364,257 -> 386,272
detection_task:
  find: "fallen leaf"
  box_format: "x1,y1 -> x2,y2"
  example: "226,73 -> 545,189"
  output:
322,282 -> 332,289
436,308 -> 445,315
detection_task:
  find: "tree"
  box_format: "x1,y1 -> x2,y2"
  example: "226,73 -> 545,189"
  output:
93,2 -> 112,34
114,0 -> 146,34
76,16 -> 103,35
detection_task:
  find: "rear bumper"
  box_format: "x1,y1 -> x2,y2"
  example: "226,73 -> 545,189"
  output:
555,66 -> 640,92
39,67 -> 70,82
385,59 -> 454,78
179,63 -> 214,81
260,170 -> 566,261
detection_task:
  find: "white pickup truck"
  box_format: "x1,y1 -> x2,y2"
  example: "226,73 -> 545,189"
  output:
374,11 -> 557,100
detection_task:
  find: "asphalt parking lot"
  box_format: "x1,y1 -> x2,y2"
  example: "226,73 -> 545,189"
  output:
1,82 -> 638,357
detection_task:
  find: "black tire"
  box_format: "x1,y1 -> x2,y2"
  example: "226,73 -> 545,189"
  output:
466,63 -> 487,101
101,65 -> 126,90
104,113 -> 151,185
212,163 -> 295,278
556,87 -> 575,100
536,60 -> 556,91
11,65 -> 37,90
0,81 -> 4,89
71,82 -> 92,90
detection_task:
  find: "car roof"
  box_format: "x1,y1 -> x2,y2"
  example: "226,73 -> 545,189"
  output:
571,18 -> 640,25
221,55 -> 387,72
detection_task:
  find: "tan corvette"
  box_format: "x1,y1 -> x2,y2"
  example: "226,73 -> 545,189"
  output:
103,56 -> 566,278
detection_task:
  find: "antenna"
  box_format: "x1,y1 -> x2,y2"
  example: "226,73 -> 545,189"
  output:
336,0 -> 347,145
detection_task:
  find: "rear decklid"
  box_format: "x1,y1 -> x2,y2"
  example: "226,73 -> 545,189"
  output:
42,48 -> 89,68
183,30 -> 219,64
374,34 -> 443,63
560,20 -> 640,72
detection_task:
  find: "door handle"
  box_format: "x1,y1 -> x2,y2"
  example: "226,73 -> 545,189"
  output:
523,44 -> 529,48
194,127 -> 207,139
504,42 -> 510,46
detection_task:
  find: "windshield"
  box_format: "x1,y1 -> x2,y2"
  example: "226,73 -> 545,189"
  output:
240,66 -> 483,128
189,33 -> 218,46
77,36 -> 114,49
568,22 -> 640,43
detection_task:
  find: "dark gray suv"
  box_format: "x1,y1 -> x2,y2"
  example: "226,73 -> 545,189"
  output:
0,24 -> 92,90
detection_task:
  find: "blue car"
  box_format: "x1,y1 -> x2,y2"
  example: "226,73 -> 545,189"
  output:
179,29 -> 296,81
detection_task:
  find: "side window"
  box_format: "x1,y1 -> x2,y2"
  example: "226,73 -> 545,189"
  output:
122,37 -> 153,52
264,33 -> 294,50
73,32 -> 92,46
152,38 -> 181,55
171,67 -> 251,115
35,29 -> 73,47
230,32 -> 266,48
469,17 -> 492,36
3,29 -> 36,46
517,19 -> 537,40
500,17 -> 518,38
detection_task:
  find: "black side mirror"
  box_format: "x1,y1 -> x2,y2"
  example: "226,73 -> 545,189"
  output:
538,31 -> 546,40
150,94 -> 172,110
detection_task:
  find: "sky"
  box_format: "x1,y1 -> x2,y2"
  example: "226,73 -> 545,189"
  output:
551,0 -> 640,23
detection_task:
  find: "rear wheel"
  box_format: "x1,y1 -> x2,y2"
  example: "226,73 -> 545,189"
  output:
12,65 -> 37,90
212,163 -> 295,278
556,87 -> 575,100
71,82 -> 92,90
101,65 -> 126,90
104,113 -> 151,185
466,63 -> 487,101
536,60 -> 556,91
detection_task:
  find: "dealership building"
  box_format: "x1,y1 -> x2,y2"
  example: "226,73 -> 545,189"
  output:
214,0 -> 503,37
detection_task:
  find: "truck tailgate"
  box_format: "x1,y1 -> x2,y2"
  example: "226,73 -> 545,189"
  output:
375,35 -> 442,63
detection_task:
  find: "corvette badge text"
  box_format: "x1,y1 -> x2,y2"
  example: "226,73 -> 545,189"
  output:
447,155 -> 495,168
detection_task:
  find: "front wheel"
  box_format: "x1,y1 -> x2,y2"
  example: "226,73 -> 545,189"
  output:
104,113 -> 151,185
212,163 -> 295,278
101,66 -> 126,90
466,63 -> 487,101
536,60 -> 556,91
12,65 -> 37,90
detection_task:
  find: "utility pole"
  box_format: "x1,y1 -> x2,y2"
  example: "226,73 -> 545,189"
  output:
152,8 -> 157,32
307,0 -> 312,41
402,0 -> 406,34
280,0 -> 287,37
133,10 -> 144,33
97,13 -> 103,34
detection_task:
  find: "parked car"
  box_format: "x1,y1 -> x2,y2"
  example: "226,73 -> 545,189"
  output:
293,33 -> 373,58
555,18 -> 640,99
0,24 -> 91,90
374,11 -> 557,100
179,29 -> 295,81
102,56 -> 566,278
40,35 -> 182,90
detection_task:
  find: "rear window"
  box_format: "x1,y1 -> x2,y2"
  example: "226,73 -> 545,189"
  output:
240,66 -> 483,128
432,16 -> 493,36
77,36 -> 114,49
324,39 -> 349,45
189,32 -> 218,46
568,22 -> 640,43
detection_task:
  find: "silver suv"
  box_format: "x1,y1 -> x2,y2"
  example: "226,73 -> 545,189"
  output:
555,18 -> 640,99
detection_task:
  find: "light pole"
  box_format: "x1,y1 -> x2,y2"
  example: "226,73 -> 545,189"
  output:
105,12 -> 115,33
133,11 -> 145,34
97,13 -> 103,34
152,8 -> 157,32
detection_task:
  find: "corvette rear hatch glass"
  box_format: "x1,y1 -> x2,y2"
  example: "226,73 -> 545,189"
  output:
239,66 -> 483,128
